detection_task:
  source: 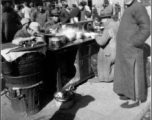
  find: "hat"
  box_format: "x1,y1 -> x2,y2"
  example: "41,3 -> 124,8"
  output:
85,6 -> 91,12
62,1 -> 68,6
29,22 -> 40,32
21,18 -> 31,26
100,13 -> 112,18
58,3 -> 62,7
79,1 -> 87,6
100,4 -> 113,18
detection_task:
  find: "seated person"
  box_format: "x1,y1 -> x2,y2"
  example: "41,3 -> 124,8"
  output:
20,18 -> 31,29
12,22 -> 42,45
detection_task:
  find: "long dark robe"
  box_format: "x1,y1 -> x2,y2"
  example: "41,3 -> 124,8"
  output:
113,1 -> 150,101
2,7 -> 21,43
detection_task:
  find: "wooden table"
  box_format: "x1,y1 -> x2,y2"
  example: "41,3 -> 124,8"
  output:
46,38 -> 99,92
1,39 -> 99,92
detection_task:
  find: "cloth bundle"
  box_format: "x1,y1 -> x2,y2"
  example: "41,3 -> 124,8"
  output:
1,46 -> 46,62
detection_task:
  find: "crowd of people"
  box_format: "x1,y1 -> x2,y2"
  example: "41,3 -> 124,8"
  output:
1,0 -> 151,109
2,0 -> 121,43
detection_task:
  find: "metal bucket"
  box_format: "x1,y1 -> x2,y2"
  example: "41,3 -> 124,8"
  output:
54,91 -> 75,110
4,73 -> 43,116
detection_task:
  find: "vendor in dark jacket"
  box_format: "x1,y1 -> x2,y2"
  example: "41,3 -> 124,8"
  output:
59,2 -> 70,24
70,4 -> 80,21
113,0 -> 150,107
2,0 -> 21,43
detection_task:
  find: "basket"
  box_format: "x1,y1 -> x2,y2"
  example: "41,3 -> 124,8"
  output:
15,52 -> 45,76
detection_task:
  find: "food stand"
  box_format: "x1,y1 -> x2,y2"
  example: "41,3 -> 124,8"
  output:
2,20 -> 101,92
1,20 -> 102,113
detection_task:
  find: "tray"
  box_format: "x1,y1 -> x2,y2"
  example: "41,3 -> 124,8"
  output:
9,43 -> 47,52
43,33 -> 56,37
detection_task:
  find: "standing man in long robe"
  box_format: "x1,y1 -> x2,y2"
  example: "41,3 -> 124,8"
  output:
113,0 -> 150,107
2,0 -> 21,43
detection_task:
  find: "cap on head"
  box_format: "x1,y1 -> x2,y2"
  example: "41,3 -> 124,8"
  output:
62,1 -> 68,7
100,4 -> 113,18
21,18 -> 31,26
79,1 -> 87,6
85,6 -> 91,12
72,4 -> 76,7
29,22 -> 40,32
58,3 -> 62,7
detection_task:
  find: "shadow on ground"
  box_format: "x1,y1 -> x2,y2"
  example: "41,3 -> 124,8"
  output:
49,93 -> 95,120
34,93 -> 95,120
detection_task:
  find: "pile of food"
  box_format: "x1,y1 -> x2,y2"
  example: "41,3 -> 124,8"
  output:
47,25 -> 99,49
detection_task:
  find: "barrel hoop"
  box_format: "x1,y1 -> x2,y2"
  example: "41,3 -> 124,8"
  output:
4,81 -> 43,100
11,81 -> 43,90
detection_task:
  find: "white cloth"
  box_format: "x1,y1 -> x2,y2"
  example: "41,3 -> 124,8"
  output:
1,46 -> 46,62
22,7 -> 31,19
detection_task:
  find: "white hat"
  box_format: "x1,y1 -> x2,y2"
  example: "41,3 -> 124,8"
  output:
21,18 -> 30,26
85,6 -> 91,12
29,22 -> 40,32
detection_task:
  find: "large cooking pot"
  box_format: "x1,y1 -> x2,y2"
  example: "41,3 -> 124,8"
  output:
49,35 -> 68,50
36,36 -> 45,43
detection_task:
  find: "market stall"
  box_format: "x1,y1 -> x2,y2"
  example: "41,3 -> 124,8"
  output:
1,19 -> 104,113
